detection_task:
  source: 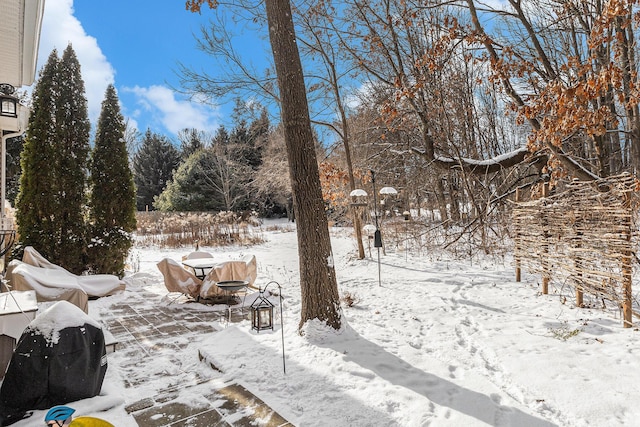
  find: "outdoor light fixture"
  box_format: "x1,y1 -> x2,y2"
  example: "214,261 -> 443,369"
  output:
251,291 -> 275,332
0,98 -> 16,118
250,281 -> 286,373
0,85 -> 17,118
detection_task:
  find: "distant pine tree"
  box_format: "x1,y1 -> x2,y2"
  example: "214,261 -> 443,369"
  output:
133,130 -> 180,211
88,84 -> 136,275
212,126 -> 230,146
178,128 -> 206,160
245,109 -> 269,169
51,44 -> 91,273
15,49 -> 60,259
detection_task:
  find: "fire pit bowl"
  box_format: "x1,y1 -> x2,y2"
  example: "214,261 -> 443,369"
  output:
216,280 -> 249,292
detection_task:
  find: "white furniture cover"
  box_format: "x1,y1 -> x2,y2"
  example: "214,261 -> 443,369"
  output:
4,247 -> 127,313
157,258 -> 203,300
6,260 -> 89,313
182,250 -> 214,260
200,255 -> 257,299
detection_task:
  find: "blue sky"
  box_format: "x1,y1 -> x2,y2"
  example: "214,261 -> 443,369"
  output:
36,0 -> 266,139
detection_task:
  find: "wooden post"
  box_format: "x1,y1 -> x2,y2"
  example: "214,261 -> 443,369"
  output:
515,187 -> 521,282
541,183 -> 550,295
622,192 -> 633,328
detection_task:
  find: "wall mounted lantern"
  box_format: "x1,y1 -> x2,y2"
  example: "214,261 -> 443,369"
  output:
0,85 -> 17,119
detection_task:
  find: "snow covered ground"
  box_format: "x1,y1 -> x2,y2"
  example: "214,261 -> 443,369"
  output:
10,220 -> 640,426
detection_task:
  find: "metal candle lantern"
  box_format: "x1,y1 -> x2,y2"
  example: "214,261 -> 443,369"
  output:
251,291 -> 275,332
250,281 -> 286,373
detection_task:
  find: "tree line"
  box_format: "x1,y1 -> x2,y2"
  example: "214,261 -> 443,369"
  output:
180,0 -> 640,238
131,109 -> 298,218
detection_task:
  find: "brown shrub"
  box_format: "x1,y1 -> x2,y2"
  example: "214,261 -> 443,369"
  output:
135,211 -> 264,248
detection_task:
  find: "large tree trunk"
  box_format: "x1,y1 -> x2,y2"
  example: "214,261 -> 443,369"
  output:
265,0 -> 341,331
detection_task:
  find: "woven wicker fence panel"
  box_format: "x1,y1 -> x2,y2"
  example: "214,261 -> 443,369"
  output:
512,174 -> 637,304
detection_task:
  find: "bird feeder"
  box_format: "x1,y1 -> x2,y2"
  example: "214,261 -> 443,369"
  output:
349,188 -> 368,207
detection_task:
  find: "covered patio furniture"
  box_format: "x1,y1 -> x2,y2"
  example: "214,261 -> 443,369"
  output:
9,246 -> 126,298
18,246 -> 127,297
200,255 -> 257,300
5,260 -> 89,313
0,301 -> 107,423
157,258 -> 202,301
22,246 -> 67,270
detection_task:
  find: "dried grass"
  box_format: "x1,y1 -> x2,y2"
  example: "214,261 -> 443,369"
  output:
134,211 -> 264,248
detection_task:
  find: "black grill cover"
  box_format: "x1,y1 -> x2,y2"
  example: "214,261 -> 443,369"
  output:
0,302 -> 107,424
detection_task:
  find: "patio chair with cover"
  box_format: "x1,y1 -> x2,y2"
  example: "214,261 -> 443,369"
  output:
5,246 -> 126,300
5,260 -> 89,313
157,258 -> 203,301
21,247 -> 127,299
199,255 -> 257,300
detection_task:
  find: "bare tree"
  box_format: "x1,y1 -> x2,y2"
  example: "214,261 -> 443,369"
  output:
252,126 -> 293,218
296,2 -> 368,259
200,145 -> 251,211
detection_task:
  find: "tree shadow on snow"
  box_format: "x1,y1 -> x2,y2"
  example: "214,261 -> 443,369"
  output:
311,324 -> 558,426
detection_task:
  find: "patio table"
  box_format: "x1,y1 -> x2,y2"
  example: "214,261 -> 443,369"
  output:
181,258 -> 217,280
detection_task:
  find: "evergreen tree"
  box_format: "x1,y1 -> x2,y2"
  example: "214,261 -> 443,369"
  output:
6,133 -> 24,206
15,50 -> 60,259
156,145 -> 254,212
155,150 -> 225,211
52,45 -> 91,273
245,109 -> 269,169
211,126 -> 230,146
178,128 -> 206,159
226,119 -> 253,169
133,130 -> 180,211
16,45 -> 90,273
88,84 -> 137,275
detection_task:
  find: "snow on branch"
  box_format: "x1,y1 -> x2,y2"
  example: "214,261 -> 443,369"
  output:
411,146 -> 530,174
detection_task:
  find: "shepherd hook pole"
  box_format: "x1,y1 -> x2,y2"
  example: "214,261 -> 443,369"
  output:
370,170 -> 382,287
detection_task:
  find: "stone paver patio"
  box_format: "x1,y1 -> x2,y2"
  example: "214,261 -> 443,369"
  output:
102,291 -> 292,426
